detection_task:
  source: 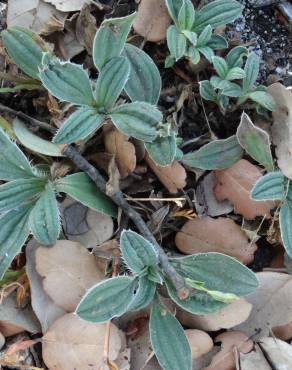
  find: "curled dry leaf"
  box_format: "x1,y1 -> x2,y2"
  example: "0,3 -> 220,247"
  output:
214,159 -> 274,220
185,329 -> 213,359
145,154 -> 187,194
133,0 -> 171,42
43,313 -> 125,370
205,331 -> 254,370
177,298 -> 252,331
104,126 -> 136,179
76,4 -> 97,55
234,272 -> 292,339
175,216 -> 257,263
35,240 -> 104,312
268,83 -> 292,179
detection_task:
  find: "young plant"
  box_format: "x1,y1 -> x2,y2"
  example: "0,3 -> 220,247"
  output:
200,50 -> 276,112
0,126 -> 116,278
2,17 -> 177,167
165,0 -> 242,67
77,229 -> 258,370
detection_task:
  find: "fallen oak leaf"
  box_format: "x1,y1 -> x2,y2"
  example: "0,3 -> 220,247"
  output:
214,159 -> 275,220
175,217 -> 257,263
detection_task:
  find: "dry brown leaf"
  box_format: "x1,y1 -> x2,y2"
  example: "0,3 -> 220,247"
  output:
42,313 -> 125,370
234,272 -> 292,339
43,0 -> 88,11
75,4 -> 97,55
175,217 -> 257,263
273,322 -> 292,341
104,126 -> 136,179
146,154 -> 187,194
35,240 -> 104,312
205,331 -> 254,370
185,329 -> 213,359
258,337 -> 292,369
214,159 -> 274,220
240,343 -> 271,370
177,298 -> 252,331
268,83 -> 292,179
133,0 -> 171,42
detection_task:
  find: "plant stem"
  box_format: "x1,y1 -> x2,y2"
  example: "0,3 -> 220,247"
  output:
63,145 -> 189,299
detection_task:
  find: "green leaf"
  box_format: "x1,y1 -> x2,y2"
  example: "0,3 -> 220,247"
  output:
2,27 -> 47,79
197,46 -> 214,62
13,118 -> 64,157
123,43 -> 161,104
55,172 -> 116,217
197,25 -> 212,47
93,13 -> 136,71
210,75 -> 225,89
145,133 -> 176,166
150,302 -> 192,370
29,182 -> 60,245
165,0 -> 184,23
182,135 -> 243,170
243,52 -> 259,92
181,30 -> 197,46
178,0 -> 195,30
95,57 -> 130,110
53,107 -> 104,144
280,202 -> 292,258
120,230 -> 158,274
0,128 -> 35,180
167,26 -> 186,61
129,277 -> 156,311
165,54 -> 176,68
226,46 -> 248,68
207,34 -> 228,50
199,80 -> 217,102
222,81 -> 243,97
76,276 -> 137,322
110,102 -> 161,142
0,204 -> 31,278
193,0 -> 242,32
212,56 -> 229,79
186,46 -> 200,64
39,57 -> 94,106
0,178 -> 46,212
251,172 -> 285,201
237,112 -> 274,171
225,67 -> 246,80
247,91 -> 276,111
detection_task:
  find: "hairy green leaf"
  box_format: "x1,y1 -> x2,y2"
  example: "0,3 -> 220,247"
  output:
193,0 -> 242,32
55,172 -> 116,217
129,277 -> 156,311
207,34 -> 228,50
39,57 -> 94,106
237,112 -> 274,171
247,91 -> 276,111
182,135 -> 243,170
243,52 -> 259,92
222,81 -> 242,97
76,276 -> 137,322
95,56 -> 130,110
53,107 -> 104,144
2,27 -> 47,79
120,230 -> 158,274
29,182 -> 60,245
197,25 -> 212,46
0,204 -> 32,278
186,46 -> 200,64
150,302 -> 192,370
251,172 -> 285,201
93,13 -> 136,70
0,178 -> 46,212
181,30 -> 197,45
199,80 -> 217,102
145,133 -> 176,166
0,128 -> 35,180
280,202 -> 292,258
198,46 -> 214,62
123,43 -> 161,104
225,67 -> 246,80
165,0 -> 184,23
178,0 -> 195,30
167,26 -> 186,61
110,102 -> 161,142
226,46 -> 248,68
13,118 -> 63,157
212,56 -> 228,79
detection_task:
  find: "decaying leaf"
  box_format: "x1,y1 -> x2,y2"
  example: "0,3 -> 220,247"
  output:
42,313 -> 125,370
177,298 -> 252,331
273,322 -> 292,341
75,4 -> 97,55
133,0 -> 171,42
258,337 -> 292,369
35,240 -> 104,312
214,159 -> 274,220
268,83 -> 292,179
175,217 -> 257,263
146,154 -> 187,194
184,329 -> 213,359
104,126 -> 136,179
205,331 -> 254,370
43,0 -> 89,11
240,343 -> 270,370
61,196 -> 114,248
235,272 -> 292,339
